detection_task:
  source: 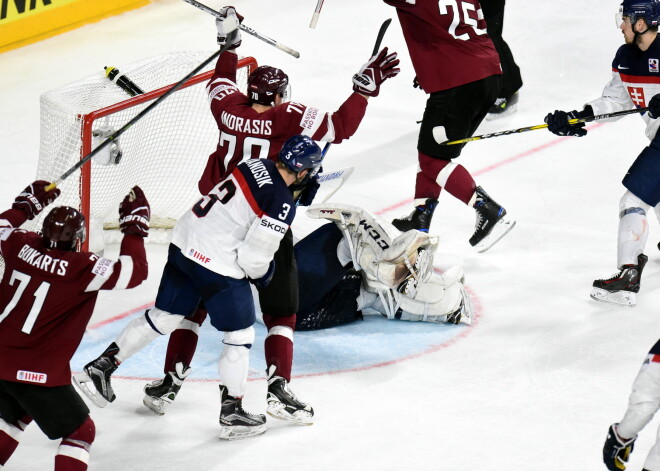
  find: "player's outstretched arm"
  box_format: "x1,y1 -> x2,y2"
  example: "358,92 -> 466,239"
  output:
0,180 -> 60,228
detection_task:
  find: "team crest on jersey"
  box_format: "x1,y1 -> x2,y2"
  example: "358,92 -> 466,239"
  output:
650,58 -> 659,73
627,86 -> 646,107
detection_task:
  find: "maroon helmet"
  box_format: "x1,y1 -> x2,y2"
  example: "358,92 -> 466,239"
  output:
41,206 -> 86,251
247,66 -> 289,106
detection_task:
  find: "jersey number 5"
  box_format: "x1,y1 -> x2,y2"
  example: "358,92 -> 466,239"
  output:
0,270 -> 50,334
438,0 -> 487,41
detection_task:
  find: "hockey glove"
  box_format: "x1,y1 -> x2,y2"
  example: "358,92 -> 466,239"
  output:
12,180 -> 60,220
413,76 -> 421,89
216,6 -> 243,49
544,106 -> 593,137
119,186 -> 150,237
603,424 -> 636,471
295,174 -> 321,207
352,47 -> 400,98
249,261 -> 275,289
648,93 -> 660,119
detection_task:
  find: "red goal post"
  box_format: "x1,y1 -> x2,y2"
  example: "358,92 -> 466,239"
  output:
33,53 -> 257,252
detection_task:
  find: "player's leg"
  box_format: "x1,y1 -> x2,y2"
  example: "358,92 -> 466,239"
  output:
3,381 -> 94,471
0,381 -> 33,467
259,230 -> 313,425
142,307 -> 206,415
74,244 -> 197,407
202,275 -> 266,439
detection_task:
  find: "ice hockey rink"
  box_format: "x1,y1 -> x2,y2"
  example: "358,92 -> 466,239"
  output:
1,0 -> 659,469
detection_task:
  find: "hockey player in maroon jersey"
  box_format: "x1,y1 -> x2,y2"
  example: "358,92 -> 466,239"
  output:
137,6 -> 401,425
386,0 -> 516,253
544,0 -> 660,307
0,181 -> 149,471
75,136 -> 326,439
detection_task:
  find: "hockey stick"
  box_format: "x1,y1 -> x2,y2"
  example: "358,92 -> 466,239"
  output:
373,18 -> 392,56
317,167 -> 354,203
45,31 -> 239,191
435,107 -> 649,146
181,0 -> 300,59
310,0 -> 324,29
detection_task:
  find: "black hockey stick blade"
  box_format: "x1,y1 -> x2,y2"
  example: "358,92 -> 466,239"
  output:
372,18 -> 392,56
45,30 -> 239,191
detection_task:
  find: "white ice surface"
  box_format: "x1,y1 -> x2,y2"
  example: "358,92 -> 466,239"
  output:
2,0 -> 660,470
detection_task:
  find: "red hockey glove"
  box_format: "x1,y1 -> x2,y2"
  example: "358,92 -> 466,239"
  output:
119,186 -> 150,237
12,180 -> 60,220
352,47 -> 400,97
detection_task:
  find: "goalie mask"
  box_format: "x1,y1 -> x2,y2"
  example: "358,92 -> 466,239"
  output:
247,65 -> 290,106
41,206 -> 86,251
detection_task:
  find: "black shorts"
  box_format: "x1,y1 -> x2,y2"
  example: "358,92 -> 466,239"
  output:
258,228 -> 299,316
0,380 -> 89,440
418,74 -> 501,159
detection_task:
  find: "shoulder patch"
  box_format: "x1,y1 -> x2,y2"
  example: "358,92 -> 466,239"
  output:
0,227 -> 15,241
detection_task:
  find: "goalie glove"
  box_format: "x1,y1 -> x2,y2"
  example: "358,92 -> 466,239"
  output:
119,186 -> 150,237
12,180 -> 60,220
216,6 -> 243,49
603,424 -> 636,471
352,47 -> 400,98
92,126 -> 123,166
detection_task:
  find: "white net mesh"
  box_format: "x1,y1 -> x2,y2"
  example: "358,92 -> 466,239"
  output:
29,51 -> 255,248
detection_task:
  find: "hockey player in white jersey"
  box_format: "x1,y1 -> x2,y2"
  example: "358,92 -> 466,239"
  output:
603,339 -> 660,471
544,0 -> 660,307
74,135 -> 324,440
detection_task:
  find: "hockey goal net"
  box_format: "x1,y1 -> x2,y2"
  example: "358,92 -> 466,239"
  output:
31,51 -> 257,252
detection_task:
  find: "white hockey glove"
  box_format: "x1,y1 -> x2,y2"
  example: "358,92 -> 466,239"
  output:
306,203 -> 437,288
216,6 -> 243,49
92,126 -> 123,166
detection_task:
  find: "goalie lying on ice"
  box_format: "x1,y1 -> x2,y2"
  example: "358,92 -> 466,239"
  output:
295,203 -> 472,330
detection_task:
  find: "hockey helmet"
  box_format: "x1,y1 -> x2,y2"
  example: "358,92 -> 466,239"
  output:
618,0 -> 660,28
247,66 -> 290,106
278,135 -> 324,176
41,206 -> 86,251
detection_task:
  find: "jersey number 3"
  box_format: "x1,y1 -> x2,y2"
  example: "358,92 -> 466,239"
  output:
193,180 -> 237,218
439,0 -> 487,41
0,270 -> 50,334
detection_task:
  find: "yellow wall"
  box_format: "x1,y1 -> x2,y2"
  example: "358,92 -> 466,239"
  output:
0,0 -> 149,54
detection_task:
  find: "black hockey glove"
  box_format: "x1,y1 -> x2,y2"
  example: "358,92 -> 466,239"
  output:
413,76 -> 421,89
648,93 -> 660,119
249,261 -> 275,289
295,174 -> 321,207
603,424 -> 636,471
544,106 -> 594,137
12,180 -> 60,220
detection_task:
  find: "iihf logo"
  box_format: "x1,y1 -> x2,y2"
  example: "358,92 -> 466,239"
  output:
649,58 -> 659,72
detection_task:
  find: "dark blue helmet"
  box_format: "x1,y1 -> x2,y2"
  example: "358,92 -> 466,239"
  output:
278,135 -> 324,178
620,0 -> 660,27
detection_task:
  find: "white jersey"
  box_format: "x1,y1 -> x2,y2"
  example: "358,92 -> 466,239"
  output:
617,340 -> 660,470
587,42 -> 660,141
172,159 -> 295,280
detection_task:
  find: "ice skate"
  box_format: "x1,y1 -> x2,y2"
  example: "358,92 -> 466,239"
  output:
486,92 -> 519,119
73,343 -> 120,408
591,254 -> 648,307
392,198 -> 438,233
266,369 -> 314,426
469,186 -> 515,252
218,385 -> 267,440
143,362 -> 191,416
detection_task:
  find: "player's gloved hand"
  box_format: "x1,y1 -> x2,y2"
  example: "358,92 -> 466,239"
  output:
295,173 -> 321,207
352,47 -> 400,97
12,180 -> 61,220
603,424 -> 636,471
249,261 -> 275,289
648,93 -> 660,119
119,186 -> 150,237
216,6 -> 243,49
544,106 -> 593,137
412,76 -> 421,89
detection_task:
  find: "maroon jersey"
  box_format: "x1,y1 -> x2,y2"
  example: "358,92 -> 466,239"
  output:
0,209 -> 148,386
384,0 -> 501,93
199,52 -> 368,194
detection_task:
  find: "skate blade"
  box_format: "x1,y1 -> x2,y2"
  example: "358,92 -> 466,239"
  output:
590,288 -> 636,307
219,423 -> 267,440
142,395 -> 170,416
72,372 -> 109,408
473,218 -> 516,253
267,403 -> 314,426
